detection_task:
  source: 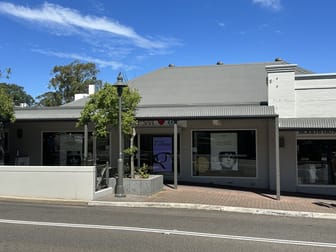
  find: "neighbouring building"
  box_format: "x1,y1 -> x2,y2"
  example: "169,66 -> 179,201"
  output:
3,59 -> 336,196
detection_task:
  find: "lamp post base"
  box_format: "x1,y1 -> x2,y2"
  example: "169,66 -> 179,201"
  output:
115,192 -> 126,198
115,158 -> 126,197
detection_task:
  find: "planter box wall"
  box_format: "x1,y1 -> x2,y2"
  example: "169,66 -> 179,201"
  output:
109,175 -> 163,196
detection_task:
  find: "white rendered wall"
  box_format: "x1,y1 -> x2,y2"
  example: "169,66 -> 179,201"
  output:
268,71 -> 296,118
267,67 -> 336,119
295,77 -> 336,117
0,166 -> 96,201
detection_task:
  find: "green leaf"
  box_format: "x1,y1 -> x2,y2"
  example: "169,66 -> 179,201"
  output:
78,82 -> 141,138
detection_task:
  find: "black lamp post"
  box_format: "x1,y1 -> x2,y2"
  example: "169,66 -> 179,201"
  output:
114,72 -> 127,197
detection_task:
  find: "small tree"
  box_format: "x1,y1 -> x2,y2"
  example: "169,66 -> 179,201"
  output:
78,81 -> 141,175
0,87 -> 15,164
0,86 -> 15,122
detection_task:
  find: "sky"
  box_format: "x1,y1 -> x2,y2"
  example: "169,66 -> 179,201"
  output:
0,0 -> 336,99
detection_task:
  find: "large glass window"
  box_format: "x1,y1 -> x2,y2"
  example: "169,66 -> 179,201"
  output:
193,130 -> 256,177
297,140 -> 336,185
43,132 -> 83,165
43,132 -> 110,166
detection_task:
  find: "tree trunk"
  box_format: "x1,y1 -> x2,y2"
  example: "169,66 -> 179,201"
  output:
130,128 -> 136,178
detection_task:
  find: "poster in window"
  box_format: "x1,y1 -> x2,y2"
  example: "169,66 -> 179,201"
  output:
153,137 -> 173,172
211,132 -> 238,171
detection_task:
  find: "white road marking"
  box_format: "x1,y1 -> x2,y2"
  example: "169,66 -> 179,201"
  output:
0,218 -> 335,248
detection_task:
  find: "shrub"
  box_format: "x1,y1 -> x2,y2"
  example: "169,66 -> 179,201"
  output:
138,163 -> 150,179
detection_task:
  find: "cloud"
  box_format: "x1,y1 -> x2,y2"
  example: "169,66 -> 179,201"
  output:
0,1 -> 171,50
252,0 -> 282,11
218,22 -> 225,28
32,48 -> 134,70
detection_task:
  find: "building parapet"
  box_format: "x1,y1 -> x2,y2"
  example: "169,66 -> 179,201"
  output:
265,64 -> 298,73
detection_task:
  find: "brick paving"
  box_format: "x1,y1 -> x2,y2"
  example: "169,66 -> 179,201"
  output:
99,185 -> 336,214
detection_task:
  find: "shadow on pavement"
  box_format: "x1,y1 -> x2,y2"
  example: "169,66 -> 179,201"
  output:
164,180 -> 336,201
313,202 -> 336,209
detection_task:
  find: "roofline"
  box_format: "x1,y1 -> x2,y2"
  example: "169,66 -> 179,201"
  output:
137,102 -> 269,108
13,118 -> 78,122
161,61 -> 276,69
14,106 -> 83,111
136,115 -> 277,120
295,73 -> 336,80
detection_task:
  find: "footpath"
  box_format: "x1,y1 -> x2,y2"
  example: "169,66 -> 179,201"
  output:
90,185 -> 336,220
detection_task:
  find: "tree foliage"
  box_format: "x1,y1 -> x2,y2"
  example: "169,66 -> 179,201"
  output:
0,67 -> 11,80
78,83 -> 141,137
37,61 -> 101,106
0,67 -> 15,122
0,83 -> 34,106
36,91 -> 62,107
0,87 -> 15,122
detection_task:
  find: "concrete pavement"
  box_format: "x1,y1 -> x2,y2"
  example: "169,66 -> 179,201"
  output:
1,184 -> 335,219
90,184 -> 336,219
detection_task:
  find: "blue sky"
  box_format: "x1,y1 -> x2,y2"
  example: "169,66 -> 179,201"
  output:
0,0 -> 336,99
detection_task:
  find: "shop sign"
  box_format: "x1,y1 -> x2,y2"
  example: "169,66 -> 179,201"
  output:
298,130 -> 336,135
138,120 -> 175,127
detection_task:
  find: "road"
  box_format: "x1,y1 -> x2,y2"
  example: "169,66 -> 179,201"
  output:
0,200 -> 335,251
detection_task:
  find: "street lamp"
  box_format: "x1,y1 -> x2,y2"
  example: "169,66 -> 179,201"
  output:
114,72 -> 127,197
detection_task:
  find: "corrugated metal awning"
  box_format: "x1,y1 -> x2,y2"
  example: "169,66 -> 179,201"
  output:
15,105 -> 276,121
280,118 -> 336,130
15,107 -> 82,120
135,105 -> 276,120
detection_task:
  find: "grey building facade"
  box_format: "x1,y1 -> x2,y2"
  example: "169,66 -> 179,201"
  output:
5,60 -> 336,196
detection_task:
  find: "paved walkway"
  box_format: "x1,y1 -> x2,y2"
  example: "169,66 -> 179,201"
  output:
93,185 -> 336,218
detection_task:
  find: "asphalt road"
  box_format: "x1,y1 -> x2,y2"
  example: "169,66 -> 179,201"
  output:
0,201 -> 335,251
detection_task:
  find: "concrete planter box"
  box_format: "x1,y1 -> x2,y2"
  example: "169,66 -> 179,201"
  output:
109,175 -> 163,196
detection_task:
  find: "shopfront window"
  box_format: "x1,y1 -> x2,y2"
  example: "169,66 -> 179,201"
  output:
192,130 -> 256,177
43,132 -> 83,165
43,132 -> 109,166
297,140 -> 336,185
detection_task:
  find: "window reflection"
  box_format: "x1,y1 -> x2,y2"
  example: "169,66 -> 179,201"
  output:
297,140 -> 336,185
